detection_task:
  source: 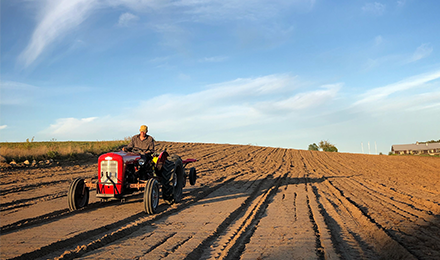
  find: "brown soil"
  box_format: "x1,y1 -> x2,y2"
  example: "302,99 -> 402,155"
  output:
1,142 -> 439,260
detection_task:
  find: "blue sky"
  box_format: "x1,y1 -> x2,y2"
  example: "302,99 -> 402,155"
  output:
1,0 -> 439,154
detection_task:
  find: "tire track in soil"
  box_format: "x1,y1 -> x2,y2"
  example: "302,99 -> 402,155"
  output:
0,191 -> 68,212
315,151 -> 439,211
301,150 -> 418,259
194,150 -> 288,260
237,150 -> 336,260
78,147 -> 286,260
0,145 -> 254,234
49,175 -> 246,259
0,179 -> 72,196
1,143 -> 439,260
6,173 -> 243,260
1,167 -> 236,234
307,151 -> 440,259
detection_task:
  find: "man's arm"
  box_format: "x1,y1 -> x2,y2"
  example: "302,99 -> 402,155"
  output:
149,138 -> 155,153
123,136 -> 135,151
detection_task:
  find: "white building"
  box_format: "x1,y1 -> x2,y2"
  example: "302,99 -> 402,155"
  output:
391,142 -> 440,155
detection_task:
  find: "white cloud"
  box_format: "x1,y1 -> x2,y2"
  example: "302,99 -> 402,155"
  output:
117,12 -> 139,27
34,71 -> 440,150
0,81 -> 40,105
38,74 -> 339,142
362,2 -> 386,15
40,117 -> 99,139
18,0 -> 98,67
354,69 -> 440,105
199,56 -> 229,62
178,73 -> 191,80
397,0 -> 406,7
19,0 -> 314,67
409,43 -> 433,63
363,54 -> 401,71
374,35 -> 383,46
0,125 -> 7,130
0,80 -> 91,106
267,84 -> 341,111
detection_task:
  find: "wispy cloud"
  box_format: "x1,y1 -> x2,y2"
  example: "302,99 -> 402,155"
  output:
18,0 -> 98,67
265,84 -> 341,112
397,0 -> 406,7
374,35 -> 383,46
199,56 -> 229,62
40,117 -> 98,139
0,125 -> 7,130
38,74 -> 339,141
18,0 -> 314,67
362,2 -> 386,15
0,80 -> 91,106
117,12 -> 139,27
178,73 -> 191,80
409,43 -> 433,63
354,69 -> 440,105
0,81 -> 40,105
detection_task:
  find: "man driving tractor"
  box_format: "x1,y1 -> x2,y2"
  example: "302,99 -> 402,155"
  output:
123,125 -> 155,154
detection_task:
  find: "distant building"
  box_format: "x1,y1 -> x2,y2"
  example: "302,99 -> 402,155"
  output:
391,142 -> 440,155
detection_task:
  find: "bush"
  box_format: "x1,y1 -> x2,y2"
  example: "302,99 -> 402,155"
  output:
308,140 -> 338,152
308,143 -> 319,151
318,140 -> 338,152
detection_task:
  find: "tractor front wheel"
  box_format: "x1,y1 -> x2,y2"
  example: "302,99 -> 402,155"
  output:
143,179 -> 159,214
68,178 -> 89,211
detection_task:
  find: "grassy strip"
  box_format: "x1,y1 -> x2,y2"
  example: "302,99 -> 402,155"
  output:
0,140 -> 130,163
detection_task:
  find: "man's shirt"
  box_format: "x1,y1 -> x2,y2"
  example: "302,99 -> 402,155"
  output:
126,134 -> 155,153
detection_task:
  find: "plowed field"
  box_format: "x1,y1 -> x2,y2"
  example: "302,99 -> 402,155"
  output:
1,142 -> 439,260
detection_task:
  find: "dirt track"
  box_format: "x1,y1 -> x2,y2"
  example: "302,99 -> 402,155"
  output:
1,142 -> 439,260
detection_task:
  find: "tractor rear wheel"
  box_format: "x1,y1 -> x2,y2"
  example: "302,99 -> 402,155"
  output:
68,178 -> 89,211
143,179 -> 159,214
162,155 -> 184,204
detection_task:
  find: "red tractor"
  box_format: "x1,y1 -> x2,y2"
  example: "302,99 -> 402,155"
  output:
67,148 -> 197,214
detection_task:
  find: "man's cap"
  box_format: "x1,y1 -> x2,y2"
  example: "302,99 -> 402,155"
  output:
140,125 -> 148,133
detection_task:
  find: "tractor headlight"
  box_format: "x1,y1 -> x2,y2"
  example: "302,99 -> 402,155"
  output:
138,158 -> 145,166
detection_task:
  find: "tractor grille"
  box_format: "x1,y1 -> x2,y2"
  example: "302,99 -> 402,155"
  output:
100,160 -> 119,185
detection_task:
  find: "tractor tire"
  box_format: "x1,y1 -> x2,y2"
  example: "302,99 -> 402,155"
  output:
161,154 -> 184,204
189,167 -> 197,186
68,178 -> 89,211
143,179 -> 159,214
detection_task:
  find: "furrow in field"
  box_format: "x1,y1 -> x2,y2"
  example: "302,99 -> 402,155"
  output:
77,172 -> 276,258
1,142 -> 439,259
300,151 -> 419,259
326,178 -> 439,259
4,171 -> 243,260
0,144 -> 252,231
77,147 -> 285,260
202,150 -> 288,260
308,151 -> 439,222
2,143 -> 257,259
0,172 -> 90,196
307,152 -> 440,259
0,191 -> 68,212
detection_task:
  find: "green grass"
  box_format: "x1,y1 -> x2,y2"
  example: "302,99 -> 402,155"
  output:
0,139 -> 130,163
